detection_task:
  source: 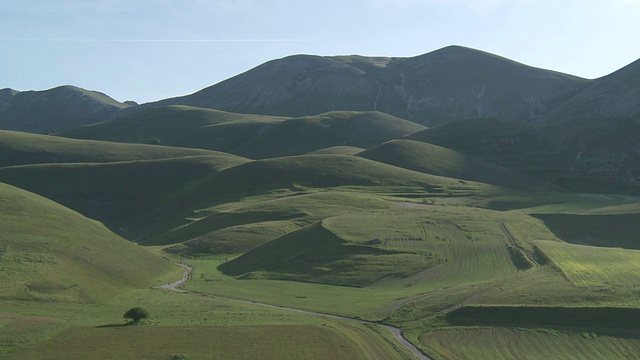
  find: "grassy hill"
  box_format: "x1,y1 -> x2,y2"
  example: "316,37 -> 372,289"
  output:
60,105 -> 286,152
231,111 -> 425,159
0,130 -> 217,167
0,182 -> 175,302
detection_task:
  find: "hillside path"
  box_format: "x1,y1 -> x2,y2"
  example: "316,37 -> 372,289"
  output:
153,262 -> 193,292
500,219 -> 539,266
157,262 -> 431,360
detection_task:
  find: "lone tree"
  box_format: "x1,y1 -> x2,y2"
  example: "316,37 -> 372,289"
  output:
123,307 -> 150,323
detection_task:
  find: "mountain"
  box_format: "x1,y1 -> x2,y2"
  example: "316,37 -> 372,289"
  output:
410,116 -> 640,194
546,58 -> 640,121
144,46 -> 589,126
0,85 -> 130,134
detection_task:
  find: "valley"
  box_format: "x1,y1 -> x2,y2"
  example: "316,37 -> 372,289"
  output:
1,45 -> 639,359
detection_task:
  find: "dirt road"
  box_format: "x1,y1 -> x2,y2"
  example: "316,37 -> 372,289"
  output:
157,262 -> 431,360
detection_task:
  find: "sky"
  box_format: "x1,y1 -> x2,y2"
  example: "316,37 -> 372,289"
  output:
1,0 -> 639,103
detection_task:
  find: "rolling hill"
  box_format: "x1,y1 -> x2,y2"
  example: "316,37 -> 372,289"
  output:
60,105 -> 286,152
0,130 -> 221,167
357,139 -> 558,191
231,111 -> 426,158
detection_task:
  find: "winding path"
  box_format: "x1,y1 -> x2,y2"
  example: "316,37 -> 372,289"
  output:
157,262 -> 431,360
500,219 -> 539,266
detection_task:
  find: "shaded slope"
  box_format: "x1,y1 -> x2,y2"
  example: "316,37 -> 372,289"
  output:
0,182 -> 175,302
533,213 -> 640,249
60,105 -> 286,151
145,46 -> 588,126
0,85 -> 130,134
0,155 -> 250,236
0,130 -> 219,167
357,139 -> 557,191
231,111 -> 426,159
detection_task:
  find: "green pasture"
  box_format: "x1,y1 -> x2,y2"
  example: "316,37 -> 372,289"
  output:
420,327 -> 640,360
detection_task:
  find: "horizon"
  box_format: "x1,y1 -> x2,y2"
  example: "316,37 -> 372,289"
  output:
2,0 -> 639,103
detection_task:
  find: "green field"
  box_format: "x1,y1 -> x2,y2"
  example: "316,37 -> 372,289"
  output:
2,120 -> 640,360
420,327 -> 640,360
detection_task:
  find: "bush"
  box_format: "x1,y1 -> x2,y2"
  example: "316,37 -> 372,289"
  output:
123,307 -> 150,322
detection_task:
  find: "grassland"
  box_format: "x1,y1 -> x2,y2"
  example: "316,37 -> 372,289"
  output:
420,327 -> 640,360
3,114 -> 640,360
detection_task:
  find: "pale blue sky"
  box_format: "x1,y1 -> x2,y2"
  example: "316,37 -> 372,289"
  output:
1,0 -> 639,103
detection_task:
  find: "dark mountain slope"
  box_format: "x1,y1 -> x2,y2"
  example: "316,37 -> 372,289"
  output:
546,58 -> 640,121
410,117 -> 640,194
0,85 -> 130,133
145,46 -> 589,126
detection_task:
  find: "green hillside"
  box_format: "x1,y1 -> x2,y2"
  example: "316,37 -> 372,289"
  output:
0,182 -> 175,302
231,111 -> 426,159
0,130 -> 216,167
60,105 -> 286,152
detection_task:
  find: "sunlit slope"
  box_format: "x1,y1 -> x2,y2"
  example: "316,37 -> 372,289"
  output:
0,154 -> 250,235
308,146 -> 365,155
158,191 -> 393,249
0,130 -> 216,167
231,111 -> 426,159
60,105 -> 286,152
219,206 -> 543,288
0,182 -> 175,302
358,139 -> 557,191
536,240 -> 640,288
